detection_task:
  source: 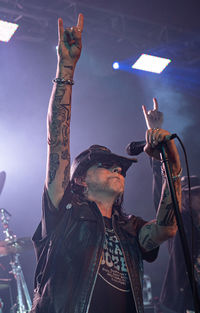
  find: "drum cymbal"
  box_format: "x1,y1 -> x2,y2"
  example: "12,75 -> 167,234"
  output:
14,237 -> 33,249
0,237 -> 33,257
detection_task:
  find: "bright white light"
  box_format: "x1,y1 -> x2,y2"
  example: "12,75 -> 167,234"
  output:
0,20 -> 19,42
113,62 -> 119,70
132,54 -> 171,74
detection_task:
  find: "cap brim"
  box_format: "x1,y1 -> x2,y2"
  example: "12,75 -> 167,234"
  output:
72,151 -> 137,179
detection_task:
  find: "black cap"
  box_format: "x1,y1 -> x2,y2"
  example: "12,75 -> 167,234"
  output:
70,145 -> 137,180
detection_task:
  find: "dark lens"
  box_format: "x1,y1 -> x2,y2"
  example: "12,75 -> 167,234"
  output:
97,162 -> 126,177
97,161 -> 114,169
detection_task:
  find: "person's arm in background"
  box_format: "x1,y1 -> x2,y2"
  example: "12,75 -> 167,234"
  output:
45,14 -> 84,209
138,99 -> 182,251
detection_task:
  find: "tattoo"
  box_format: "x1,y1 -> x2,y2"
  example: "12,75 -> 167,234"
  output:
47,85 -> 72,186
156,178 -> 181,227
62,163 -> 70,189
61,150 -> 68,160
48,116 -> 62,147
48,153 -> 60,185
48,88 -> 66,147
160,187 -> 170,205
157,204 -> 175,226
61,107 -> 71,146
64,65 -> 73,70
60,103 -> 70,109
144,238 -> 159,250
139,223 -> 159,251
48,94 -> 71,147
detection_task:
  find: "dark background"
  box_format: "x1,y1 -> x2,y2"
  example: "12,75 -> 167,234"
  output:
0,0 -> 200,310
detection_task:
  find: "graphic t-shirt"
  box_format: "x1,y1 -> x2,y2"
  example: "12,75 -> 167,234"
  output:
88,217 -> 136,313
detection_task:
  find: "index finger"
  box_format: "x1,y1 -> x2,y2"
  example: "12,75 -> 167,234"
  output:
142,104 -> 148,119
153,98 -> 158,110
58,18 -> 64,41
77,13 -> 84,32
142,105 -> 150,128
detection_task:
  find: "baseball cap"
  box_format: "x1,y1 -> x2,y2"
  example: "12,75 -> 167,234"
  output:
70,144 -> 137,181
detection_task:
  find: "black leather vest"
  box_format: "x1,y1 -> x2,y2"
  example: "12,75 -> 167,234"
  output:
31,200 -> 146,313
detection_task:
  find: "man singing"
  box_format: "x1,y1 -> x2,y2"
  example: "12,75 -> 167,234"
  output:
30,14 -> 181,313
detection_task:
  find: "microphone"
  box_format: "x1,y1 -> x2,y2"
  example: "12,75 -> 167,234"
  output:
126,133 -> 177,156
126,140 -> 146,156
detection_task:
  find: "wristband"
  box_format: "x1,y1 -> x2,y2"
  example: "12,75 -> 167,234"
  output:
172,168 -> 182,181
52,78 -> 74,85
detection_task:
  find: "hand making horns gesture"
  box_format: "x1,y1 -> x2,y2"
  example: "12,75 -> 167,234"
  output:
142,98 -> 163,130
57,13 -> 84,66
142,99 -> 181,173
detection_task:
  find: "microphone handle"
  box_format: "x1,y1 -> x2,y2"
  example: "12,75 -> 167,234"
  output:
126,141 -> 145,156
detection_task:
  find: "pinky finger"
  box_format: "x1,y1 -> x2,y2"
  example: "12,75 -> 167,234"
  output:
153,98 -> 158,111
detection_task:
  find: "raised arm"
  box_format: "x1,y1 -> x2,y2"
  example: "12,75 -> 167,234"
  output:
46,14 -> 84,209
144,98 -> 163,211
139,98 -> 182,251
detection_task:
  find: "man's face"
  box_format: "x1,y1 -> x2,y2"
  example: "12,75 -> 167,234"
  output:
84,162 -> 125,196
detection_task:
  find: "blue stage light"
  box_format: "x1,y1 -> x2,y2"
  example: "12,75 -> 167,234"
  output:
112,62 -> 120,70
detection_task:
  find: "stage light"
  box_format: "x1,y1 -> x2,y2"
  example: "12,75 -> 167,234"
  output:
132,54 -> 171,74
112,62 -> 120,70
0,20 -> 19,42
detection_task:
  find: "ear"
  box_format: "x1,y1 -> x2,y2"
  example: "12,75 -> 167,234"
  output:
74,176 -> 87,187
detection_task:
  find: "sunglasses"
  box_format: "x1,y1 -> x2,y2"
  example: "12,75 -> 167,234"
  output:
96,162 -> 126,177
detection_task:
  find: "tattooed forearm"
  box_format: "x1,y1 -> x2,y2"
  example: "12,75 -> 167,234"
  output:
139,177 -> 181,251
157,203 -> 175,226
47,80 -> 72,189
156,178 -> 181,227
48,88 -> 71,149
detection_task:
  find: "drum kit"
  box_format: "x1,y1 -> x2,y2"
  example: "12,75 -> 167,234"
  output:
0,172 -> 32,313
